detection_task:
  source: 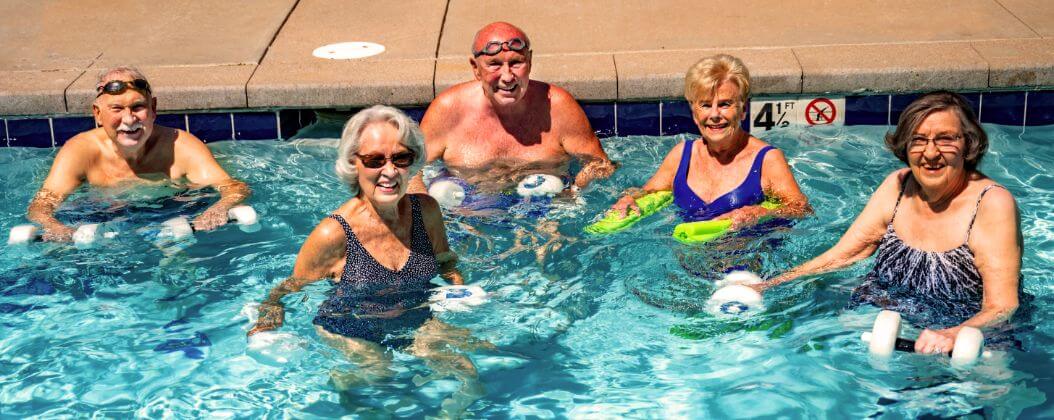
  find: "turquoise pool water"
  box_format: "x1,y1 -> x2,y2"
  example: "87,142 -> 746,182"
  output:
0,123 -> 1051,417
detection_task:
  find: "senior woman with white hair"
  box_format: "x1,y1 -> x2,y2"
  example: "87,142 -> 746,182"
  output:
249,106 -> 484,409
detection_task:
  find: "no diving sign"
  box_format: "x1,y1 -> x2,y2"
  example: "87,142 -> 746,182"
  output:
805,98 -> 837,125
749,97 -> 845,131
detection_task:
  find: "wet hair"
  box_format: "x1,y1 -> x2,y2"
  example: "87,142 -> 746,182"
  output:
684,54 -> 751,106
885,91 -> 988,170
335,105 -> 426,195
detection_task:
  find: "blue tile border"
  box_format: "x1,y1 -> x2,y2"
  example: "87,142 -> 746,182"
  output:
156,114 -> 187,131
1026,90 -> 1054,126
845,95 -> 889,126
661,100 -> 699,136
402,106 -> 427,124
3,89 -> 1054,148
233,112 -> 278,140
7,118 -> 53,148
582,103 -> 615,137
52,116 -> 95,146
278,110 -> 300,140
617,102 -> 660,136
981,92 -> 1026,126
188,113 -> 232,142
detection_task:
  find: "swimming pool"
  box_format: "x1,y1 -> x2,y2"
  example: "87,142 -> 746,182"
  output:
0,122 -> 1051,417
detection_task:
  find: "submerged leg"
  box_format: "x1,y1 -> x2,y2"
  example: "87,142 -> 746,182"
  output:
408,319 -> 491,417
315,325 -> 394,390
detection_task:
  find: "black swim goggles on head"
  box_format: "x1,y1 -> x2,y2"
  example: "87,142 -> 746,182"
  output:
96,79 -> 152,97
472,37 -> 530,57
355,151 -> 416,169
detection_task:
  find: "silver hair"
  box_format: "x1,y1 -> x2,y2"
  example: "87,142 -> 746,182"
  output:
96,66 -> 149,89
335,105 -> 426,195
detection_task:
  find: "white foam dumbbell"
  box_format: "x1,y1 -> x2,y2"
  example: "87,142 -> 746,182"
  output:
428,179 -> 467,208
247,331 -> 306,367
706,271 -> 765,316
159,205 -> 260,239
860,309 -> 990,366
228,205 -> 260,232
8,223 -> 117,247
516,174 -> 564,197
240,303 -> 305,367
429,285 -> 488,312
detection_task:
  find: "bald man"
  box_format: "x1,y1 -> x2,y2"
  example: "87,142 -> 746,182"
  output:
412,22 -> 614,196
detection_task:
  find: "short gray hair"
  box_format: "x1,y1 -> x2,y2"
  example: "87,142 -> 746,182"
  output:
335,105 -> 426,195
96,66 -> 150,93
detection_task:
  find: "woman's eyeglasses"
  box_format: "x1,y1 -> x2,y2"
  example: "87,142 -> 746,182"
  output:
96,79 -> 152,98
908,134 -> 962,152
354,151 -> 416,169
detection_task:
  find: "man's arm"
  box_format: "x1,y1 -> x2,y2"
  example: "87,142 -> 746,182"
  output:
552,88 -> 614,189
27,137 -> 93,241
176,130 -> 250,231
408,97 -> 454,193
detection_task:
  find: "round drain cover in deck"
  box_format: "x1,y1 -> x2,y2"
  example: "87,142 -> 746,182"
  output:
312,42 -> 386,59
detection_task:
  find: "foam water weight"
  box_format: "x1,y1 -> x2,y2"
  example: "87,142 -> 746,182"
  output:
706,271 -> 765,316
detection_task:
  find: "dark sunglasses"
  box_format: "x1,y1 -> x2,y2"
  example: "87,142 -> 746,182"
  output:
96,79 -> 152,97
355,151 -> 416,169
472,37 -> 529,57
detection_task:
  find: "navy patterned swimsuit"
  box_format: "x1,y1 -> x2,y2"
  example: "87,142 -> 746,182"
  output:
312,196 -> 438,349
850,180 -> 1002,328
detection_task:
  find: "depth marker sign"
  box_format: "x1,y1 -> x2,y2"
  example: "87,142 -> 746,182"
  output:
749,97 -> 845,131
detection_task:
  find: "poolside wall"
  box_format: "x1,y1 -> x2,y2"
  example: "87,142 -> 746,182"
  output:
4,90 -> 1053,147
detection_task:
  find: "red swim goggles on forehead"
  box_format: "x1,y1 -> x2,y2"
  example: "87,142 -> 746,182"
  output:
472,37 -> 530,57
355,151 -> 416,169
96,79 -> 152,97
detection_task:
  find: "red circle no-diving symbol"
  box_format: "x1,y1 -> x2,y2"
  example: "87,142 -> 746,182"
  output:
805,98 -> 837,125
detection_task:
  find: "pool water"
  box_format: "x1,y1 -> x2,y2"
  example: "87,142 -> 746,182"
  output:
1,123 -> 1052,417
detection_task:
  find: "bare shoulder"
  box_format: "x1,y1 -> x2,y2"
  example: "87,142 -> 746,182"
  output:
422,82 -> 474,132
975,181 -> 1017,216
429,82 -> 475,114
308,214 -> 348,247
545,82 -> 578,106
58,130 -> 102,156
172,127 -> 210,152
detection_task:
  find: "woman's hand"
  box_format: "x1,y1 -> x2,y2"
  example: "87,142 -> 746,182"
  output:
914,328 -> 957,355
248,302 -> 285,336
721,205 -> 768,230
611,194 -> 640,218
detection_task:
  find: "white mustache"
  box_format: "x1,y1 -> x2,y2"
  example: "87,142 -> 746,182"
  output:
117,122 -> 143,132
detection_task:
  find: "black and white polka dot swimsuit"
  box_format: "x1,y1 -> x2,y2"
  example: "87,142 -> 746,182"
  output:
850,180 -> 1002,327
312,195 -> 438,348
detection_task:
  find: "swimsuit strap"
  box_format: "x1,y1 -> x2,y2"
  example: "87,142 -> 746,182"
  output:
675,140 -> 695,180
327,214 -> 361,273
408,195 -> 431,256
964,184 -> 1005,242
750,146 -> 775,172
889,176 -> 910,225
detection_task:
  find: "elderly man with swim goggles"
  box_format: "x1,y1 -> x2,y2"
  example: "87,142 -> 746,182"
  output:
410,21 -> 614,203
25,66 -> 251,242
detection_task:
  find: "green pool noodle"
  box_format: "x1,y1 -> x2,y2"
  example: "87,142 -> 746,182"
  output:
584,191 -> 673,234
671,199 -> 782,244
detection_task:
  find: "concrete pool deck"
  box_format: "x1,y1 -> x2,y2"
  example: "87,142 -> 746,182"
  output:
1,0 -> 1052,116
